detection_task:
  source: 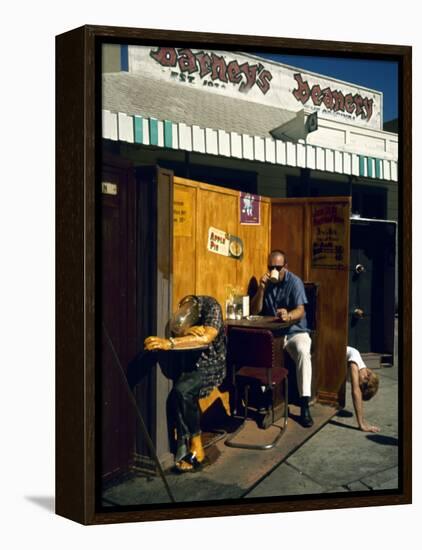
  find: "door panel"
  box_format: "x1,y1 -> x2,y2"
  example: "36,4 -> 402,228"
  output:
101,164 -> 137,480
349,220 -> 396,354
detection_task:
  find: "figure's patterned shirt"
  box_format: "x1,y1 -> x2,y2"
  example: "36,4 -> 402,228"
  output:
195,295 -> 227,397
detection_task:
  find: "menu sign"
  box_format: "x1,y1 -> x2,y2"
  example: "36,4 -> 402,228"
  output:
207,227 -> 230,256
174,189 -> 193,237
207,227 -> 244,260
311,205 -> 346,270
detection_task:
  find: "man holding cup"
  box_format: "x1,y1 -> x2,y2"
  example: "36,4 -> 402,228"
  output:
250,250 -> 313,427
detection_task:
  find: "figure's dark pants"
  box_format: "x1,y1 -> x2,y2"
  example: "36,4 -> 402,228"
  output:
172,368 -> 203,440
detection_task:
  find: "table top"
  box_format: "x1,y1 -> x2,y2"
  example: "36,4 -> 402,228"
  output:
226,316 -> 290,332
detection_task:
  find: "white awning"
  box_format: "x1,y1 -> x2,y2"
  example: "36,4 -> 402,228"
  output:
102,109 -> 398,182
102,72 -> 397,182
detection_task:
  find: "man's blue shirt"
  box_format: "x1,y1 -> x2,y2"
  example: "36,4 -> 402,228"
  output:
262,270 -> 309,335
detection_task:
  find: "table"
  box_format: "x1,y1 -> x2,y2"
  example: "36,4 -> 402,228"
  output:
225,317 -> 290,432
226,316 -> 290,333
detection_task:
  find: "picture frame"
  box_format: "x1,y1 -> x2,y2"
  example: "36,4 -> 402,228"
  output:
56,24 -> 412,525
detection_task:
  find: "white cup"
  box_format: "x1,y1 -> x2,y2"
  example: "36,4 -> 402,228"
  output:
270,268 -> 279,283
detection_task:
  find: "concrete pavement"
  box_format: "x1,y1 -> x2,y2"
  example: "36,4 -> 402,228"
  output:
103,360 -> 398,506
246,359 -> 398,497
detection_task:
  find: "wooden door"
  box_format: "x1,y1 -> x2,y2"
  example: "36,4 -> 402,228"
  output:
271,197 -> 351,407
172,177 -> 271,311
133,166 -> 174,469
101,161 -> 137,481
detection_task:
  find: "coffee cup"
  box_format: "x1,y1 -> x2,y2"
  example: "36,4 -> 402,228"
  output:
270,268 -> 280,283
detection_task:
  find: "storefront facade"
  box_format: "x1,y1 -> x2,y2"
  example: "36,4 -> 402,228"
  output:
100,45 -> 398,480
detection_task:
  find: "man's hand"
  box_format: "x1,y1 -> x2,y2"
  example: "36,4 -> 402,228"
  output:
359,422 -> 380,433
185,325 -> 206,337
144,336 -> 171,351
259,272 -> 270,288
277,308 -> 290,322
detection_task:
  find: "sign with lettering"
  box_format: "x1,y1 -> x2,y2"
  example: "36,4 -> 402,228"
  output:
207,227 -> 243,260
150,47 -> 273,95
101,182 -> 118,195
311,205 -> 347,270
126,46 -> 382,129
292,73 -> 373,123
207,227 -> 230,256
173,189 -> 193,237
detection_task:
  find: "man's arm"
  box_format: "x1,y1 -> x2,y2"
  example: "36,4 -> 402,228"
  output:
277,305 -> 305,323
144,326 -> 218,351
350,363 -> 380,432
250,273 -> 270,314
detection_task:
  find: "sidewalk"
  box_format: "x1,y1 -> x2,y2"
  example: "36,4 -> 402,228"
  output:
103,352 -> 398,506
246,360 -> 398,497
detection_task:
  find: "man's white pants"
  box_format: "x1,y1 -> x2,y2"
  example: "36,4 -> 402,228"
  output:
284,332 -> 312,398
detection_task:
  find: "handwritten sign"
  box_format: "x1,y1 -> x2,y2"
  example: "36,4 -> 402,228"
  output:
174,189 -> 193,237
207,227 -> 230,256
311,205 -> 346,270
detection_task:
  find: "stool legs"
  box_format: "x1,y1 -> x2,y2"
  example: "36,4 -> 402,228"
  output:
225,378 -> 288,450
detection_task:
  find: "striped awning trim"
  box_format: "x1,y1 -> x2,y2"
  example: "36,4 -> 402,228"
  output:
102,110 -> 398,182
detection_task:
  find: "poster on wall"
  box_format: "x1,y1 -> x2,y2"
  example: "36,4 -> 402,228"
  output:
173,188 -> 193,237
240,192 -> 261,225
311,204 -> 347,269
207,226 -> 230,256
207,227 -> 243,259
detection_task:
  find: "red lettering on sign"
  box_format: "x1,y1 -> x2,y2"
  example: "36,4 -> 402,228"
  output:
211,53 -> 228,83
196,51 -> 212,77
363,98 -> 373,121
293,73 -> 311,104
257,70 -> 272,95
311,84 -> 323,106
227,60 -> 242,83
354,94 -> 364,118
239,63 -> 258,93
150,48 -> 273,95
344,93 -> 355,114
177,48 -> 197,73
332,90 -> 345,112
322,87 -> 334,109
150,47 -> 177,66
292,73 -> 374,122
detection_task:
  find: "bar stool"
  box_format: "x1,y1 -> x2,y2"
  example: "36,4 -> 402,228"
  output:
225,328 -> 288,450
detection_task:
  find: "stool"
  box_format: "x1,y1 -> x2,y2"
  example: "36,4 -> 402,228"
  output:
225,328 -> 289,450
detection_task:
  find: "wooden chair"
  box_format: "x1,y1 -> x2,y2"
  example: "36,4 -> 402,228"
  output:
224,328 -> 288,450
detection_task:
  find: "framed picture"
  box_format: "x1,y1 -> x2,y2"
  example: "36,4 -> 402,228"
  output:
56,25 -> 411,525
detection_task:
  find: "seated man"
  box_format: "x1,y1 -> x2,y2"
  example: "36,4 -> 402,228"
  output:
251,249 -> 313,427
144,295 -> 226,472
347,346 -> 380,432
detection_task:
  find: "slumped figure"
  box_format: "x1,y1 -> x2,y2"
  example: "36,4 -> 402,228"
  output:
144,295 -> 226,473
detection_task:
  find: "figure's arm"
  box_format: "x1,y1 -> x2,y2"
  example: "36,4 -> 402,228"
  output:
250,273 -> 270,314
276,304 -> 305,323
350,363 -> 380,433
144,326 -> 218,351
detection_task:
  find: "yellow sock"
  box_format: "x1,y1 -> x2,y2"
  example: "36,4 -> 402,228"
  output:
190,434 -> 205,462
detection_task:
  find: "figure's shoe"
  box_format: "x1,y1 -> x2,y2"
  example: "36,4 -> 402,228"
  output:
174,452 -> 209,474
